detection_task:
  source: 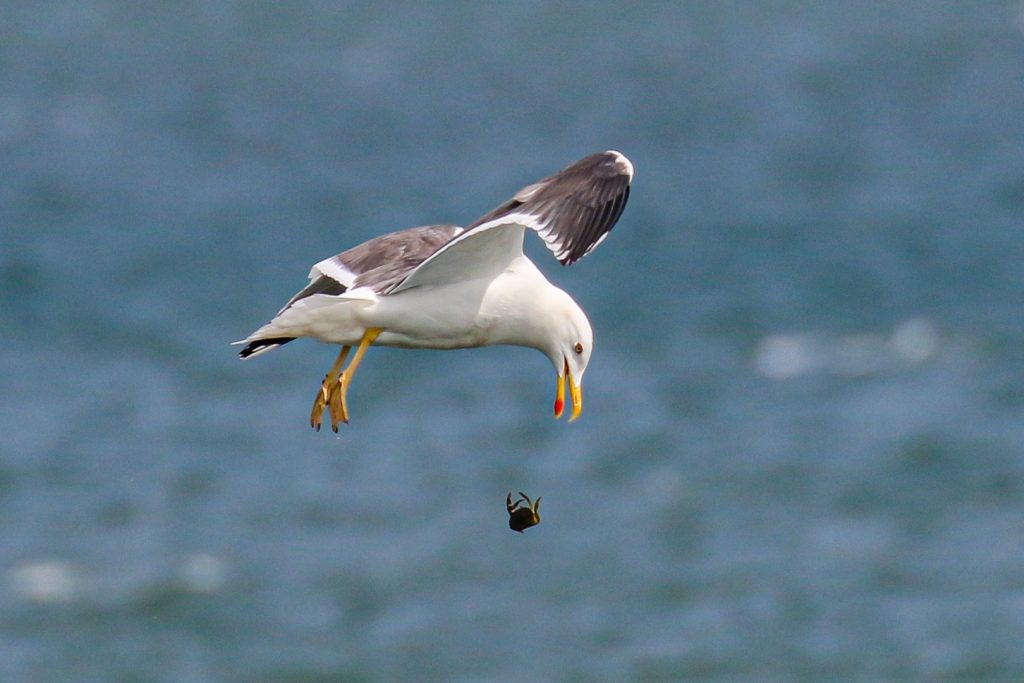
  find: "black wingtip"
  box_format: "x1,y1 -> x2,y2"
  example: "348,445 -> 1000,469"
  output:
238,337 -> 295,358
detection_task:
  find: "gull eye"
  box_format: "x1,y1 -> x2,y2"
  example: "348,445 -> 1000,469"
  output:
574,342 -> 584,355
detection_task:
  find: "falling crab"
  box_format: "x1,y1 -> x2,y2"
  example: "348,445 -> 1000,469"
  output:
506,491 -> 541,533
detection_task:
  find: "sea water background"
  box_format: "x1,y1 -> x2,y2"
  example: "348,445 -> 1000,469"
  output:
2,2 -> 1024,681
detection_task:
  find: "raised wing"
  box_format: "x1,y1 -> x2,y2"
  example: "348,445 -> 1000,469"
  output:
466,150 -> 632,266
389,151 -> 633,294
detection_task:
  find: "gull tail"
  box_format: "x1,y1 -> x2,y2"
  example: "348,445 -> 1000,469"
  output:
234,336 -> 295,359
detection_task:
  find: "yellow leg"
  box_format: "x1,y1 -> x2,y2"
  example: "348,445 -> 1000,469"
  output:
328,327 -> 382,432
310,345 -> 351,431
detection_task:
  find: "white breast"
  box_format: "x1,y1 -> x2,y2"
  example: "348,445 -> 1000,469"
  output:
366,256 -> 558,350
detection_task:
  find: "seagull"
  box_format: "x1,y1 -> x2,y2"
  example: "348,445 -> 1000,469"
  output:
236,150 -> 633,432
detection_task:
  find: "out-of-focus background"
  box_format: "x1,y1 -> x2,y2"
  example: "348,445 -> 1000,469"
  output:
3,2 -> 1024,681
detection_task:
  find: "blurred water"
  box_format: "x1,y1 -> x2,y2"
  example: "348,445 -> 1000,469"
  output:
3,2 -> 1024,681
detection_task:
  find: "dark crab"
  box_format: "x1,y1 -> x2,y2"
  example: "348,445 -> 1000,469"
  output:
506,491 -> 541,533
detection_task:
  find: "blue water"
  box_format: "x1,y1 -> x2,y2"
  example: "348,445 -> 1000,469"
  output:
3,2 -> 1024,681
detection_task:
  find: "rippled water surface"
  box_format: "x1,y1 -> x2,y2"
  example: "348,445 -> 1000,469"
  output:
3,3 -> 1024,681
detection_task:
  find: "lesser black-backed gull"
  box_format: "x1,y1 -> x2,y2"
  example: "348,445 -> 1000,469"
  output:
236,151 -> 634,431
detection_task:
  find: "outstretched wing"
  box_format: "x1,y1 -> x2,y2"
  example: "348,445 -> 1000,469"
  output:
469,150 -> 633,265
290,223 -> 462,307
235,224 -> 461,358
390,150 -> 633,295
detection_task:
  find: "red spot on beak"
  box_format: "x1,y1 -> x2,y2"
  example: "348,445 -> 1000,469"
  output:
554,397 -> 564,417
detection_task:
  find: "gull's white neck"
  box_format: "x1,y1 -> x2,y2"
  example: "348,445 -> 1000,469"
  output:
481,256 -> 580,359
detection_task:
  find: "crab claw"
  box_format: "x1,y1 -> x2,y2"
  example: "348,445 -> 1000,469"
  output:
506,490 -> 541,533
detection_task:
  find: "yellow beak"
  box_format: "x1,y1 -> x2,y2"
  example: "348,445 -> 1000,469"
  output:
554,359 -> 583,422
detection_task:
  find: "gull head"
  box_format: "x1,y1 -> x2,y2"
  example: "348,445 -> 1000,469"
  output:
543,290 -> 594,422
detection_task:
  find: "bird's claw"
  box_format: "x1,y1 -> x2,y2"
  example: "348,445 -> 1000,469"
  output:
310,373 -> 350,432
327,372 -> 350,432
310,375 -> 331,431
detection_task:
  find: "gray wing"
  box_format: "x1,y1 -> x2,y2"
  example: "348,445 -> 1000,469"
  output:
464,150 -> 633,266
283,224 -> 462,310
237,224 -> 461,358
388,151 -> 633,295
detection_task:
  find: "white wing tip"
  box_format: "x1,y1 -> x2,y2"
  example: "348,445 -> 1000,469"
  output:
605,150 -> 634,180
